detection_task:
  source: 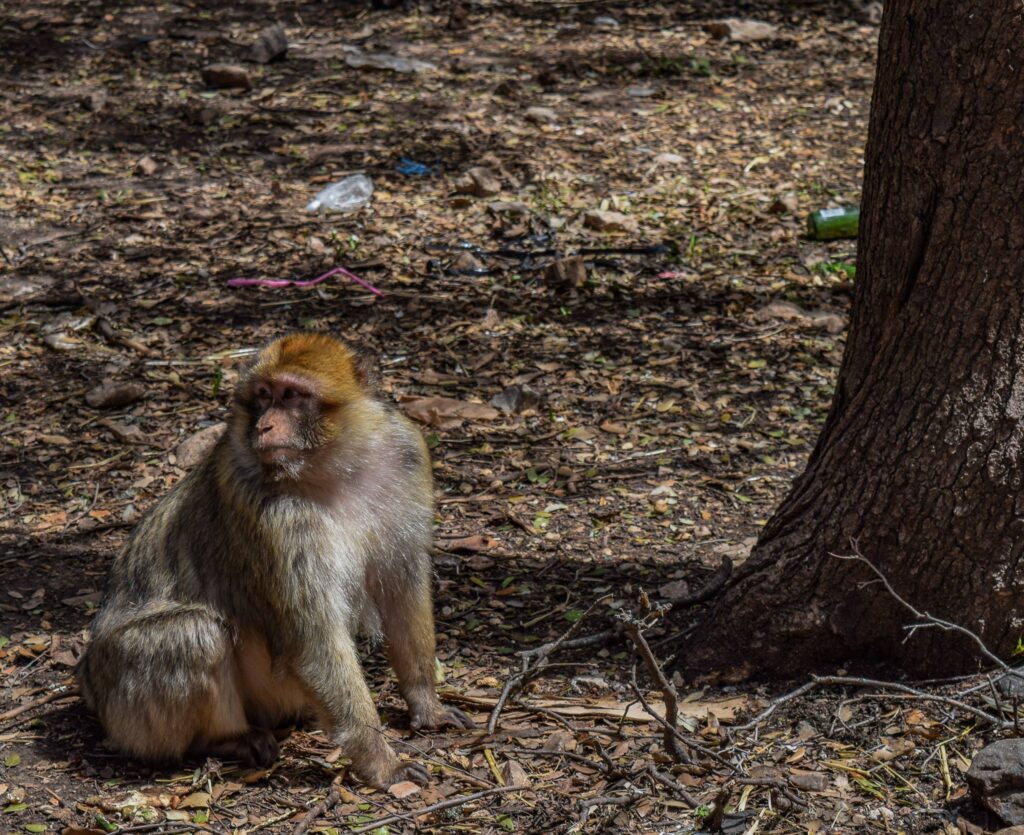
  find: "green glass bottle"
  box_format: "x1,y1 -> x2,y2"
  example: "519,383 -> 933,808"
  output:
807,206 -> 859,240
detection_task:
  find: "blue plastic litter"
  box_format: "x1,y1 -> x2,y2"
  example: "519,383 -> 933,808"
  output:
397,157 -> 433,176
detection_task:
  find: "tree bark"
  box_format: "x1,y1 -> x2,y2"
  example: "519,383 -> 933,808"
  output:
679,0 -> 1024,680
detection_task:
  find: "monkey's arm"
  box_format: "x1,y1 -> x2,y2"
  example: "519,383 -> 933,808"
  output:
295,628 -> 428,787
371,556 -> 475,731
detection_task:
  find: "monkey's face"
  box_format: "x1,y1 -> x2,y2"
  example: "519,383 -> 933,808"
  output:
243,374 -> 325,473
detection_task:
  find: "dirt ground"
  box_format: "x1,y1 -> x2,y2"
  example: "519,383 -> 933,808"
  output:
0,1 -> 1005,833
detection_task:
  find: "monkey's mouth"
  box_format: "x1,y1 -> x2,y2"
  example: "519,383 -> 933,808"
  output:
255,446 -> 303,466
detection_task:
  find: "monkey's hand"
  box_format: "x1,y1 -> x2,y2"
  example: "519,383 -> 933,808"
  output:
410,703 -> 476,731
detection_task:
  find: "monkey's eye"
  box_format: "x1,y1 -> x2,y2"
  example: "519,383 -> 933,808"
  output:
255,386 -> 272,403
282,387 -> 297,401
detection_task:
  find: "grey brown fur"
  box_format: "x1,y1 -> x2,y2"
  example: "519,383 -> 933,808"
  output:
78,333 -> 472,785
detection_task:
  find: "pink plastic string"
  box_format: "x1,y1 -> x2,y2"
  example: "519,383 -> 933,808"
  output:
227,266 -> 383,296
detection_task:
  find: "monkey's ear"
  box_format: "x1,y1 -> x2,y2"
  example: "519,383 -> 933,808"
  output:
350,347 -> 382,394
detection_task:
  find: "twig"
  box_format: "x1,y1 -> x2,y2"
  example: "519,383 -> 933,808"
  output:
488,596 -> 610,733
0,687 -> 80,723
519,626 -> 620,661
622,609 -> 690,764
734,675 -> 1007,733
626,665 -> 734,770
292,787 -> 339,835
350,785 -> 525,833
834,547 -> 1022,680
735,777 -> 809,809
578,793 -> 641,826
646,764 -> 699,808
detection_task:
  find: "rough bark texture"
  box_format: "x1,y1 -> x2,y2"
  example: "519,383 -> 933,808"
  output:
680,0 -> 1024,680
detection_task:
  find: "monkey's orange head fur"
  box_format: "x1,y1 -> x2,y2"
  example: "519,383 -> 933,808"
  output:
247,333 -> 371,407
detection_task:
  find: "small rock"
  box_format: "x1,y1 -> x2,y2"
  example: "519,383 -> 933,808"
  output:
542,730 -> 574,753
524,106 -> 558,124
455,166 -> 501,197
705,18 -> 779,42
996,671 -> 1024,698
82,88 -> 107,112
0,275 -> 55,304
135,156 -> 158,176
490,384 -> 540,415
345,51 -> 437,73
175,423 -> 226,469
796,721 -> 817,741
967,739 -> 1024,825
249,23 -> 287,64
583,209 -> 638,234
544,255 -> 587,289
502,760 -> 530,788
753,300 -> 845,335
627,85 -> 657,98
101,419 -> 146,443
85,381 -> 145,409
658,579 -> 691,601
593,15 -> 620,27
654,152 -> 685,166
994,826 -> 1024,835
788,770 -> 829,792
769,193 -> 799,215
201,63 -> 252,90
857,1 -> 884,24
451,251 -> 486,274
487,200 -> 531,216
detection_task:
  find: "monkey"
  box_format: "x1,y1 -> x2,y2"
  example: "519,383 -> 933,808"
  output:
77,333 -> 474,787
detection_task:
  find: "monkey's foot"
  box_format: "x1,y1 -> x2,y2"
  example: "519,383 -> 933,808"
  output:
388,760 -> 431,787
410,704 -> 476,731
208,728 -> 280,768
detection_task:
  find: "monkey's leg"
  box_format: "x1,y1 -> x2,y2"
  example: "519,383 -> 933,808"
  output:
80,603 -> 278,767
373,563 -> 475,731
299,631 -> 428,787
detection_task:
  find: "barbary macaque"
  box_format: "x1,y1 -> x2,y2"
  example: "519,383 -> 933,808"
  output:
78,333 -> 473,786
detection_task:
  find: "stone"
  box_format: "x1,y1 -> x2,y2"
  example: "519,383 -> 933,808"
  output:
753,300 -> 845,335
997,671 -> 1024,699
769,193 -> 799,215
658,579 -> 691,601
490,384 -> 540,415
174,423 -> 226,469
0,275 -> 55,304
345,51 -> 437,73
83,88 -> 107,112
502,760 -> 530,788
487,200 -> 531,216
250,24 -> 287,64
455,166 -> 501,197
583,209 -> 638,234
788,770 -> 828,792
524,106 -> 558,124
135,156 -> 158,176
705,18 -> 779,43
201,63 -> 252,90
654,152 -> 685,166
966,739 -> 1024,824
451,251 -> 486,274
84,381 -> 145,409
544,255 -> 587,289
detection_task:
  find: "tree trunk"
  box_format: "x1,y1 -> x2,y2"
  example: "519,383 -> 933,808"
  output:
679,0 -> 1024,681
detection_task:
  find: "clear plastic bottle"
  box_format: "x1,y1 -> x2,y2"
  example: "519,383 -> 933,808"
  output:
306,174 -> 374,213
